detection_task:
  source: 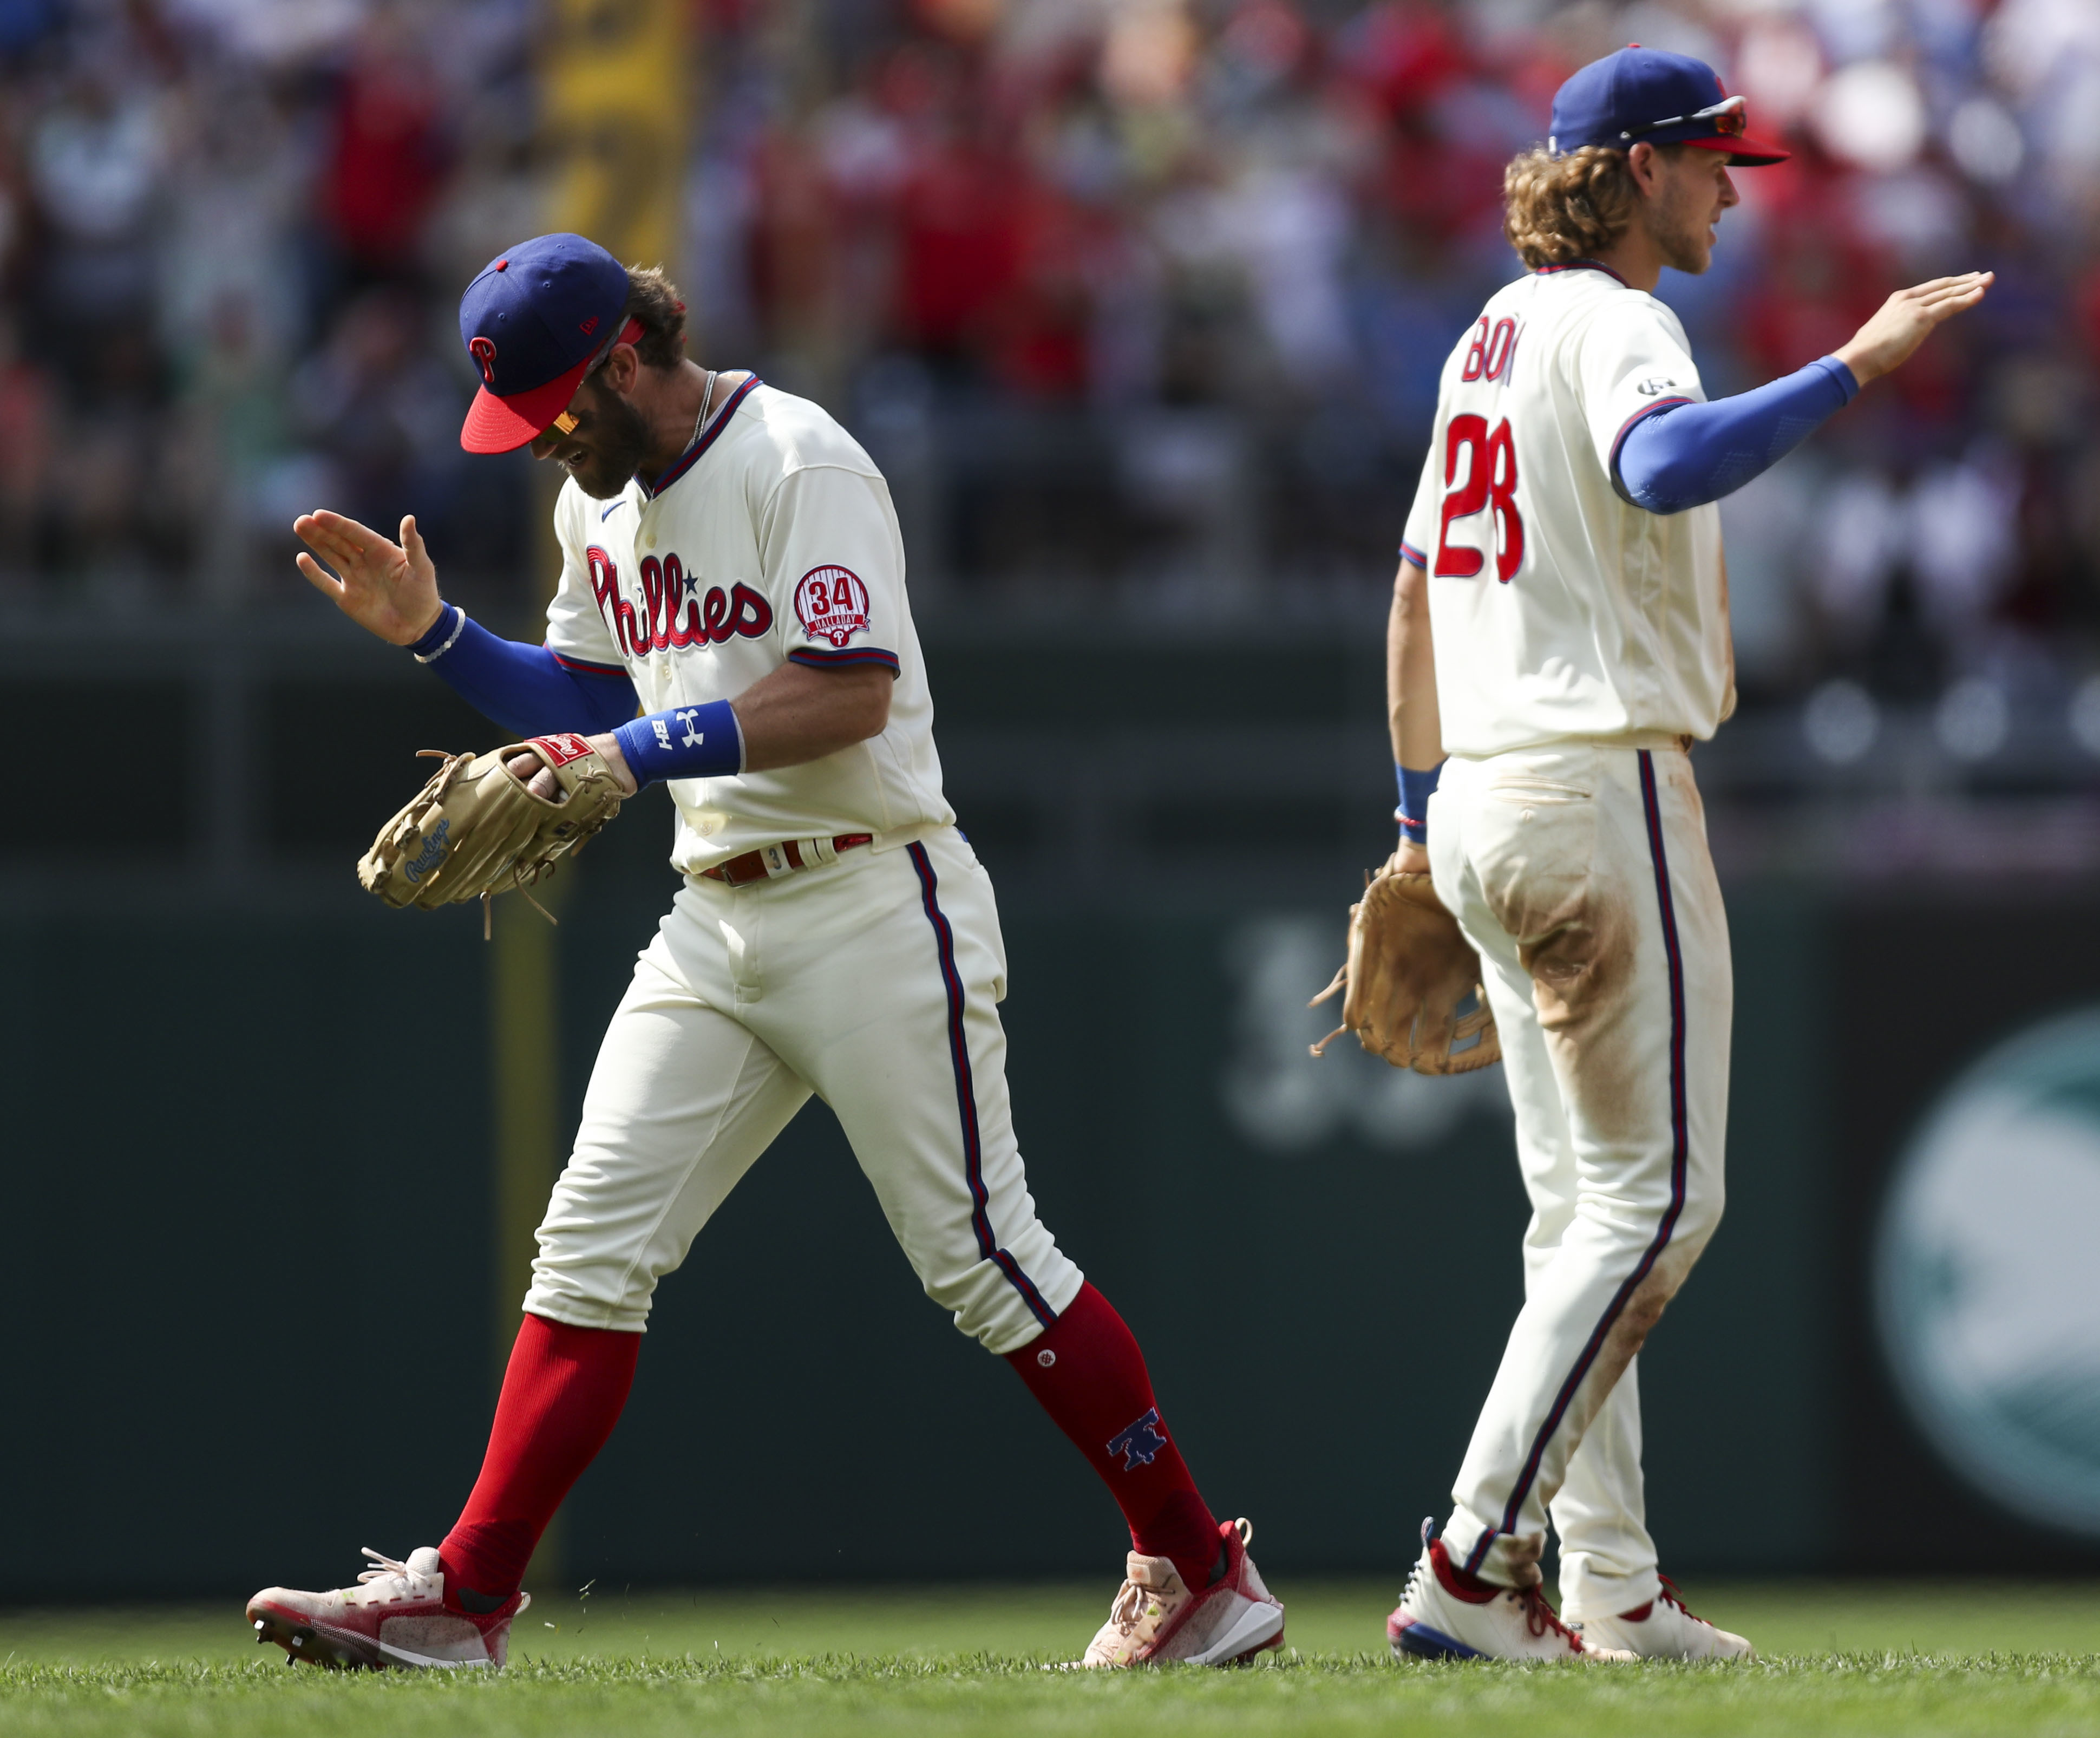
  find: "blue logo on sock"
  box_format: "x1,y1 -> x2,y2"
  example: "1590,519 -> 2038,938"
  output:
1107,1407 -> 1167,1471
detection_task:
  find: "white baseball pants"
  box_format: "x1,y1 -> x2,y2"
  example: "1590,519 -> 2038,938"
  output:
524,825 -> 1084,1356
1427,740 -> 1730,1613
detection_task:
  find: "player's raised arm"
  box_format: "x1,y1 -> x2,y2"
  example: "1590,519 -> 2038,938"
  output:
1612,270 -> 1991,515
297,506 -> 639,746
1548,104 -> 1991,520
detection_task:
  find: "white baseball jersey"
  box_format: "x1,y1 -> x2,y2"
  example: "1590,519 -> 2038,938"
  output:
1400,263 -> 1734,757
545,375 -> 952,875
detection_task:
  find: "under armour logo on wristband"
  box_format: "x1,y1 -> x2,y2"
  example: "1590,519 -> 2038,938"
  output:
1107,1407 -> 1167,1470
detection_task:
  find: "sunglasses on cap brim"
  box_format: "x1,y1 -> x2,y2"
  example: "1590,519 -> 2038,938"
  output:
546,316 -> 648,438
1619,93 -> 1749,142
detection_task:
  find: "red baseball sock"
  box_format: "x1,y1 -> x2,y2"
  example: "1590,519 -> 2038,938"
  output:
440,1314 -> 640,1604
1004,1282 -> 1222,1591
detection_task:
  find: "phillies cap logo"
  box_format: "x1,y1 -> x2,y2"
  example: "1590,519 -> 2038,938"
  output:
469,335 -> 498,386
793,565 -> 872,648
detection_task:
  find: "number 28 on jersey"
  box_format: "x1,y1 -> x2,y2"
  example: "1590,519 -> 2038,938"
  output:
1436,316 -> 1523,585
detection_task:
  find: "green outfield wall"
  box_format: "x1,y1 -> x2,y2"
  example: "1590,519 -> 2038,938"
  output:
11,841 -> 2081,1602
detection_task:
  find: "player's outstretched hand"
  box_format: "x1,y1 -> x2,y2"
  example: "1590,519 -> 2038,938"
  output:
1834,272 -> 1993,387
295,511 -> 446,646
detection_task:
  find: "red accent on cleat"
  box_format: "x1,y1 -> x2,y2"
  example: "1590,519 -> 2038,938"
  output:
1428,1538 -> 1502,1605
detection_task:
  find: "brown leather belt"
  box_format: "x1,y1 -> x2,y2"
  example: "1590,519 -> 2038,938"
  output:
701,833 -> 874,888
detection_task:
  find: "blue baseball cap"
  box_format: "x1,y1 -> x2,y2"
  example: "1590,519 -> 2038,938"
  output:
1549,47 -> 1789,166
457,233 -> 637,453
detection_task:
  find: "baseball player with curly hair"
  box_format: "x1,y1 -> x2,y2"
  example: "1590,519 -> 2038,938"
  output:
1375,49 -> 1988,1661
243,233 -> 1284,1671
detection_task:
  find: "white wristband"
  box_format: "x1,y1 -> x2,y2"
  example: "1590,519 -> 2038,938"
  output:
412,605 -> 467,663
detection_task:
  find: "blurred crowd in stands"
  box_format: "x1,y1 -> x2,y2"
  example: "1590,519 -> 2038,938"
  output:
0,0 -> 2096,716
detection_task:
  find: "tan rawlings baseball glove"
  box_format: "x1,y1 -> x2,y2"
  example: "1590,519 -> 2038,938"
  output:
1310,859 -> 1500,1075
357,731 -> 626,933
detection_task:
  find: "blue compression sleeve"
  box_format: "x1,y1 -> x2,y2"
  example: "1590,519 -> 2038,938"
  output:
409,605 -> 638,737
612,701 -> 743,785
1397,762 -> 1442,846
1613,356 -> 1858,514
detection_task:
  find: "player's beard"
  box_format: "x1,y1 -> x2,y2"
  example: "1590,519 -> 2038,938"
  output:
566,378 -> 656,499
1650,173 -> 1717,275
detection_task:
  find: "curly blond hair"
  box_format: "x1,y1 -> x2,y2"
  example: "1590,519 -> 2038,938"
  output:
1502,145 -> 1640,270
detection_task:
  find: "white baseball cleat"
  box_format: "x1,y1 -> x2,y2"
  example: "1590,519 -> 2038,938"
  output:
1388,1528 -> 1630,1663
1570,1575 -> 1754,1659
246,1546 -> 528,1670
1078,1517 -> 1285,1667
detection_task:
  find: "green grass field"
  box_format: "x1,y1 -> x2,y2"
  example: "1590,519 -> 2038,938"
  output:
4,1579 -> 2098,1736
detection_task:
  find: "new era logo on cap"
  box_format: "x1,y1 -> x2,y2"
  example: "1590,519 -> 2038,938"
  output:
456,233 -> 634,454
1549,47 -> 1789,167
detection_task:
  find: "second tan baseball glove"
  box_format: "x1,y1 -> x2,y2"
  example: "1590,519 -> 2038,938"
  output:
357,731 -> 626,932
1310,859 -> 1500,1075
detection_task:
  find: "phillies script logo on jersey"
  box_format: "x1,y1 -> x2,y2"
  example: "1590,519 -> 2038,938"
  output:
587,546 -> 775,659
793,566 -> 872,648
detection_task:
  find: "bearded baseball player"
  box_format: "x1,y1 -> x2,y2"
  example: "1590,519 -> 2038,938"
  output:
1375,49 -> 1989,1661
244,233 -> 1284,1671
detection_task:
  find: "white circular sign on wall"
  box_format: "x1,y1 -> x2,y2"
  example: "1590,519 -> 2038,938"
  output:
1874,1008 -> 2100,1533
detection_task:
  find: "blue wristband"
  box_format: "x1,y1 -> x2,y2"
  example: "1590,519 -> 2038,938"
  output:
1396,762 -> 1442,846
612,700 -> 743,785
